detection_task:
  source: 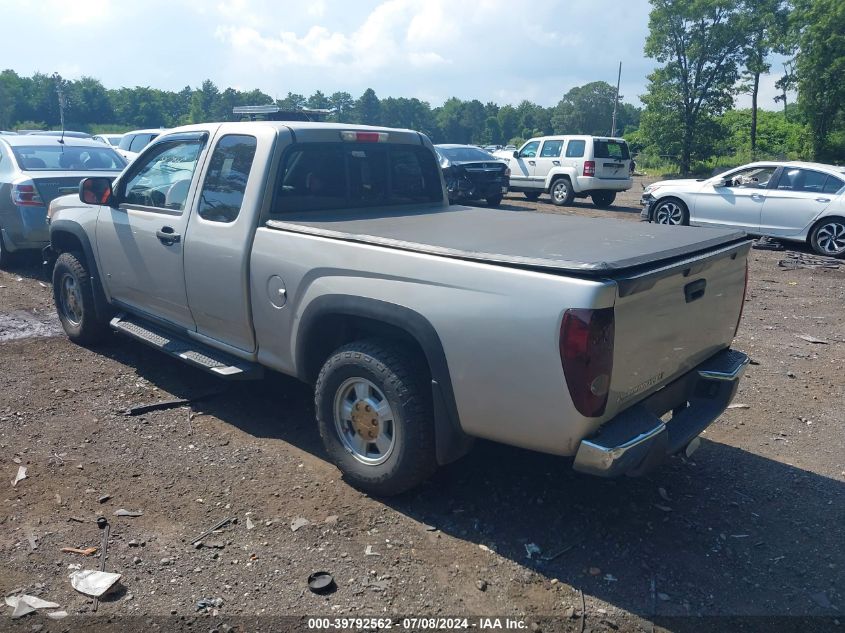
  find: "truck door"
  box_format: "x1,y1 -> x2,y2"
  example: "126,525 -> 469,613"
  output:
95,132 -> 208,330
183,129 -> 271,353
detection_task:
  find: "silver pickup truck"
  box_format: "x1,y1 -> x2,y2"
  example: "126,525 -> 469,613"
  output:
47,121 -> 751,495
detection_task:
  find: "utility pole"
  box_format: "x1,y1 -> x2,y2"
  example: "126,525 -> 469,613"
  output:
610,61 -> 622,137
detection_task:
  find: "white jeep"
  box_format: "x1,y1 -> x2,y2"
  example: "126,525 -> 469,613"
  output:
496,135 -> 633,208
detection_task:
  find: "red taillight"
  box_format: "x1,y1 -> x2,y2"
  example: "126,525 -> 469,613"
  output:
583,161 -> 596,177
340,131 -> 388,143
11,179 -> 44,207
734,259 -> 749,337
560,308 -> 615,417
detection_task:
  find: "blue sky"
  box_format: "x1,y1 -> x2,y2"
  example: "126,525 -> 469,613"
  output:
0,0 -> 788,109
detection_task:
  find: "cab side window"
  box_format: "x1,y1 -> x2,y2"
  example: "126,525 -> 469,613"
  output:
540,140 -> 563,158
518,141 -> 540,158
197,135 -> 257,223
565,140 -> 586,158
122,140 -> 202,212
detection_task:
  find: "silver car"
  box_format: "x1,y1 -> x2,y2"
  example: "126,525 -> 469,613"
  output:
641,161 -> 845,257
0,135 -> 126,266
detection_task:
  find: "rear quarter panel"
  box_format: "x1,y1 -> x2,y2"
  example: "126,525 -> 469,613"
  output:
250,228 -> 618,456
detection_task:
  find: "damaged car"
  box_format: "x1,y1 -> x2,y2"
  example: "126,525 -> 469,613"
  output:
435,144 -> 510,207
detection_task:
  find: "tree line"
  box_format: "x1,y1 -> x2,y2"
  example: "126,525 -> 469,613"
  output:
0,72 -> 641,148
0,0 -> 842,174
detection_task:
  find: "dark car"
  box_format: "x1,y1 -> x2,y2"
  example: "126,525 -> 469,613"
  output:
0,135 -> 126,266
434,144 -> 510,207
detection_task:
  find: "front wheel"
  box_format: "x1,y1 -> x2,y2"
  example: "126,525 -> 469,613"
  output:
810,218 -> 845,258
52,251 -> 109,345
591,191 -> 616,209
652,198 -> 689,226
550,178 -> 574,206
315,340 -> 437,496
486,195 -> 503,207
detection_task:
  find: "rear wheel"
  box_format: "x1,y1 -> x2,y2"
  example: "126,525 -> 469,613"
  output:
591,191 -> 616,209
486,195 -> 503,207
810,217 -> 845,258
653,198 -> 689,226
550,178 -> 574,206
315,340 -> 437,496
523,192 -> 541,201
52,251 -> 109,345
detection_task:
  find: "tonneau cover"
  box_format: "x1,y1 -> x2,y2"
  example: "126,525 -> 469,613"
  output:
266,206 -> 747,275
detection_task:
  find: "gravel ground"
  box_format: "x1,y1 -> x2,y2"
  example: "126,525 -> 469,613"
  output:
1,177 -> 843,632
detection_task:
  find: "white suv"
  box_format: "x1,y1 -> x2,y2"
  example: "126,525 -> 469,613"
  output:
495,135 -> 633,208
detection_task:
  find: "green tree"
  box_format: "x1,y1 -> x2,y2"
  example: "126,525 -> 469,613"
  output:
0,70 -> 24,129
354,88 -> 381,125
552,81 -> 616,135
739,0 -> 791,156
643,0 -> 747,173
189,79 -> 220,123
306,90 -> 330,109
794,0 -> 845,160
329,91 -> 354,122
497,105 -> 518,143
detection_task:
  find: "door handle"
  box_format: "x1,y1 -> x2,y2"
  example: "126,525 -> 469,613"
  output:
156,227 -> 181,245
750,193 -> 765,200
816,197 -> 831,203
552,161 -> 560,166
528,160 -> 536,166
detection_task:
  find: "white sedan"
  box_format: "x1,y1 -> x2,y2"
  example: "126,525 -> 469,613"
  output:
641,161 -> 845,257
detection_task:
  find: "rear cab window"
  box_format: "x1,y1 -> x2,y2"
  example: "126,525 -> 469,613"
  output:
273,143 -> 442,213
10,145 -> 125,171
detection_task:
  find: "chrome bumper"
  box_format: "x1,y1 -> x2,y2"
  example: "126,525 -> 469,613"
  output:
573,349 -> 749,477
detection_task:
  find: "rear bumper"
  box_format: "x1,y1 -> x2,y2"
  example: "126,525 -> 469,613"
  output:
573,175 -> 633,193
573,348 -> 749,477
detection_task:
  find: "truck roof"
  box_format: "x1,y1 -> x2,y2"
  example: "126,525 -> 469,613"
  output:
267,207 -> 747,276
160,121 -> 428,145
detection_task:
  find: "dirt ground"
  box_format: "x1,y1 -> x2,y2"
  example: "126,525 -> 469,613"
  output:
1,177 -> 843,632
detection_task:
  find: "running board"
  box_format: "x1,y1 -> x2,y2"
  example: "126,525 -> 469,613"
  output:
110,313 -> 263,380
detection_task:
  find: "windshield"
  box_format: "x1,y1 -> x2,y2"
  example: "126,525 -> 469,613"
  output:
439,147 -> 496,162
12,145 -> 126,171
593,140 -> 630,160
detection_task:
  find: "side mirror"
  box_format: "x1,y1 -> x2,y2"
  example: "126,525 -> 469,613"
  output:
714,177 -> 728,188
513,151 -> 519,159
80,177 -> 114,206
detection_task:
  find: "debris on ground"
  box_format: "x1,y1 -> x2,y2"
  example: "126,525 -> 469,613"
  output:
752,236 -> 784,251
540,544 -> 575,561
657,592 -> 671,602
69,569 -> 122,597
307,571 -> 336,594
588,567 -> 601,576
476,579 -> 488,591
191,517 -> 232,544
365,545 -> 380,556
4,595 -> 60,619
796,334 -> 829,345
290,517 -> 309,532
61,546 -> 98,556
124,391 -> 224,416
246,517 -> 255,530
778,252 -> 840,270
46,611 -> 68,620
196,597 -> 224,611
524,543 -> 542,559
98,494 -> 112,503
658,487 -> 672,502
727,403 -> 751,409
11,465 -> 27,487
113,509 -> 143,517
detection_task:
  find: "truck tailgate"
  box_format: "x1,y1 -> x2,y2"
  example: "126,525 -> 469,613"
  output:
605,241 -> 750,418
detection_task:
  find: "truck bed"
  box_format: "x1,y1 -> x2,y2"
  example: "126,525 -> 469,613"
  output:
265,206 -> 747,276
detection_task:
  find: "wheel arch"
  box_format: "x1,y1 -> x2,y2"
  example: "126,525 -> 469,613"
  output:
545,169 -> 575,192
296,295 -> 472,465
49,220 -> 110,321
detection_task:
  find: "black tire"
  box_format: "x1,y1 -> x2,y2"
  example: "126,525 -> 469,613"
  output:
809,217 -> 845,258
550,178 -> 574,206
0,228 -> 15,269
523,191 -> 541,201
591,191 -> 616,209
52,251 -> 109,345
315,339 -> 436,496
652,198 -> 689,226
486,195 -> 503,207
